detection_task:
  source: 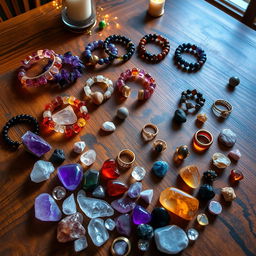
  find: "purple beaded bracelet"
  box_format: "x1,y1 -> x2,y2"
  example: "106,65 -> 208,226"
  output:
84,40 -> 118,66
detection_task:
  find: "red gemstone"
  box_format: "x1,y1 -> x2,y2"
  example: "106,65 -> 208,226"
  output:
73,124 -> 81,134
230,170 -> 244,182
107,180 -> 128,196
65,126 -> 74,137
101,159 -> 120,180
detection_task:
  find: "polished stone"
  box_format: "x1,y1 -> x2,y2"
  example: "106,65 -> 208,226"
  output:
152,161 -> 169,178
138,240 -> 150,251
73,141 -> 86,154
212,152 -> 231,168
50,149 -> 65,165
150,207 -> 170,229
101,121 -> 116,132
62,193 -> 76,215
128,182 -> 142,198
111,196 -> 136,213
52,105 -> 77,125
197,213 -> 209,226
30,160 -> 54,183
107,180 -> 128,196
92,185 -> 105,198
117,107 -> 129,120
218,128 -> 237,147
228,149 -> 241,161
208,200 -> 222,215
83,169 -> 99,191
74,236 -> 88,252
104,218 -> 116,231
80,149 -> 96,166
137,224 -> 154,240
187,228 -> 199,241
179,165 -> 200,188
198,184 -> 215,200
140,189 -> 153,204
116,214 -> 132,236
230,169 -> 244,181
52,186 -> 66,200
101,159 -> 120,180
113,240 -> 128,255
132,205 -> 151,225
131,166 -> 146,181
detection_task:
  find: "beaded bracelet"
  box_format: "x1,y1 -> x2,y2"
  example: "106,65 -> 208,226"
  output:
138,33 -> 170,63
42,96 -> 89,137
2,114 -> 40,150
84,75 -> 114,105
84,40 -> 118,66
116,68 -> 156,100
18,49 -> 62,87
104,35 -> 136,62
174,43 -> 207,72
180,89 -> 205,113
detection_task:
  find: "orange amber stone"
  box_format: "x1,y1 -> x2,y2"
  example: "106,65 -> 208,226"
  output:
179,165 -> 200,188
159,187 -> 199,220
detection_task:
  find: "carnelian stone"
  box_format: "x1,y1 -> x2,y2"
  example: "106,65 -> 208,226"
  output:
101,159 -> 120,180
230,169 -> 244,182
107,180 -> 128,196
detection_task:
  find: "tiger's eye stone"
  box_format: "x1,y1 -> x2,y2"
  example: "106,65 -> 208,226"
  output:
179,165 -> 200,188
159,187 -> 199,220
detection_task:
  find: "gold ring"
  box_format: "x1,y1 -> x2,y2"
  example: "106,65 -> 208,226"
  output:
111,237 -> 131,256
116,149 -> 135,169
153,139 -> 167,152
141,123 -> 159,141
212,99 -> 233,118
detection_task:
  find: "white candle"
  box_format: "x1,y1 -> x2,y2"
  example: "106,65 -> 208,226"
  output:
148,0 -> 165,17
65,0 -> 92,21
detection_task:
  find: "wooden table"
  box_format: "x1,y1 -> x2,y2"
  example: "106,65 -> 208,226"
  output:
0,0 -> 255,255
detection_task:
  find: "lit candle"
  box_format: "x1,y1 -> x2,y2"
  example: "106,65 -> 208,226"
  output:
65,0 -> 92,21
148,0 -> 165,17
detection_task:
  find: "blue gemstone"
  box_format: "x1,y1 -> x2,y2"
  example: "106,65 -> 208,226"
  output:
152,161 -> 169,178
98,59 -> 104,65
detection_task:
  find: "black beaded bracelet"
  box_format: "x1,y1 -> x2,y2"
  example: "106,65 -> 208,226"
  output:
2,114 -> 39,150
138,33 -> 170,63
180,89 -> 205,112
104,35 -> 136,62
174,43 -> 207,72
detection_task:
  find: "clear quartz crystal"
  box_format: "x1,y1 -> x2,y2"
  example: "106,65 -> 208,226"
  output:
104,218 -> 116,231
52,186 -> 66,200
138,239 -> 150,251
131,166 -> 146,181
80,149 -> 96,166
187,228 -> 199,241
74,236 -> 88,252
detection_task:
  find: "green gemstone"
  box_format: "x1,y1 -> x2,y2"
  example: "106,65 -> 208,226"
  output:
83,170 -> 99,191
99,20 -> 107,30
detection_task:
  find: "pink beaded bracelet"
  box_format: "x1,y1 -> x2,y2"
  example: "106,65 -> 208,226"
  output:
116,68 -> 156,100
18,49 -> 62,87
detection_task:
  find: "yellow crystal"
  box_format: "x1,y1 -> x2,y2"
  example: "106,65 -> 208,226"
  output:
179,165 -> 200,188
159,187 -> 199,220
68,96 -> 76,105
77,118 -> 86,127
197,213 -> 209,226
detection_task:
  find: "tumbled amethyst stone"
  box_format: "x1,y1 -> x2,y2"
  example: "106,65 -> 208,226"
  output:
128,182 -> 142,199
22,131 -> 51,157
34,193 -> 62,221
116,214 -> 131,236
57,164 -> 83,191
132,205 -> 151,225
111,196 -> 136,213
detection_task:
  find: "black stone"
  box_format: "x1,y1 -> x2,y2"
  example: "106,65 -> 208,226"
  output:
198,184 -> 215,200
203,170 -> 218,182
137,224 -> 154,240
50,149 -> 65,165
173,109 -> 187,124
229,76 -> 240,87
155,144 -> 163,153
151,207 -> 170,229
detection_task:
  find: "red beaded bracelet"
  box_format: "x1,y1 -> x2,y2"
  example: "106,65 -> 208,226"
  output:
18,49 -> 62,87
41,96 -> 89,137
116,68 -> 156,100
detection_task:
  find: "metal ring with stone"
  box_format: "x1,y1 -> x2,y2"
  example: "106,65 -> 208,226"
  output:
141,123 -> 159,141
116,149 -> 136,169
212,99 -> 233,118
111,237 -> 131,256
83,75 -> 114,105
153,139 -> 167,153
193,129 -> 213,151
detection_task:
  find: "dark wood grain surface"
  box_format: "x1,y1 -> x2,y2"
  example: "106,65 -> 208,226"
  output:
0,0 -> 256,255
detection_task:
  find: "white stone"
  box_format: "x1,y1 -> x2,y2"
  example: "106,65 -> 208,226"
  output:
43,110 -> 52,118
77,190 -> 114,218
84,85 -> 92,97
30,160 -> 55,183
154,225 -> 189,254
104,218 -> 115,231
101,121 -> 116,132
54,124 -> 65,133
85,78 -> 94,86
187,228 -> 199,241
62,193 -> 76,215
104,90 -> 112,100
96,75 -> 104,82
74,141 -> 86,154
132,166 -> 146,181
74,236 -> 88,252
80,149 -> 96,166
80,105 -> 88,114
52,105 -> 77,125
92,185 -> 105,198
140,189 -> 153,204
212,153 -> 231,168
88,218 -> 109,247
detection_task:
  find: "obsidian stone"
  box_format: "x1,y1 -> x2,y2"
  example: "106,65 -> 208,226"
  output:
151,207 -> 170,229
198,184 -> 215,200
50,149 -> 65,165
229,76 -> 240,87
203,170 -> 218,182
173,109 -> 187,124
137,224 -> 154,240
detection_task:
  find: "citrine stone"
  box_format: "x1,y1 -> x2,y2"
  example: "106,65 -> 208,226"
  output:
107,180 -> 128,196
83,170 -> 99,191
101,159 -> 120,180
159,187 -> 199,220
197,213 -> 209,226
179,165 -> 200,188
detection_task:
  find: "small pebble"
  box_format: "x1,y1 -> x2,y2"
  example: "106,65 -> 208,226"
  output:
105,218 -> 116,231
150,207 -> 170,228
228,149 -> 241,161
101,121 -> 116,132
203,170 -> 217,182
138,239 -> 150,251
187,228 -> 199,241
197,213 -> 209,226
229,76 -> 240,87
73,141 -> 86,154
137,224 -> 154,240
173,108 -> 187,124
212,152 -> 231,169
140,189 -> 153,204
131,166 -> 146,181
117,107 -> 129,120
208,200 -> 222,215
198,184 -> 215,200
152,161 -> 169,178
196,113 -> 207,123
221,187 -> 236,202
218,129 -> 237,147
50,149 -> 65,165
74,236 -> 88,252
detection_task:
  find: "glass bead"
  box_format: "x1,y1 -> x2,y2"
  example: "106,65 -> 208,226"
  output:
197,213 -> 209,226
63,96 -> 69,104
131,68 -> 139,76
68,96 -> 76,105
73,124 -> 81,133
65,127 -> 74,137
45,103 -> 54,111
77,118 -> 86,127
74,99 -> 80,107
132,166 -> 146,181
42,117 -> 51,127
187,228 -> 199,241
48,120 -> 55,130
52,186 -> 66,200
230,169 -> 244,182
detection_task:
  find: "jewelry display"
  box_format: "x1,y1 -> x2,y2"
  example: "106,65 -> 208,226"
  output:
153,139 -> 167,152
116,149 -> 135,169
141,123 -> 159,141
2,114 -> 39,150
174,43 -> 206,72
84,75 -> 114,105
193,129 -> 213,151
212,99 -> 233,118
116,68 -> 156,100
104,35 -> 135,61
138,33 -> 170,63
175,145 -> 190,160
18,49 -> 62,87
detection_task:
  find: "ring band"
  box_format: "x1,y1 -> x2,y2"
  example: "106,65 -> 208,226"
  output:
193,129 -> 213,151
153,139 -> 167,152
116,149 -> 135,169
141,123 -> 159,141
212,100 -> 233,118
111,237 -> 131,256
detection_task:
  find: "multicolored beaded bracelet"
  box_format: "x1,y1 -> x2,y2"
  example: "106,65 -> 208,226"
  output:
84,75 -> 114,105
42,96 -> 89,137
104,35 -> 135,62
116,68 -> 156,100
84,40 -> 118,66
174,43 -> 207,72
138,34 -> 170,63
18,49 -> 62,87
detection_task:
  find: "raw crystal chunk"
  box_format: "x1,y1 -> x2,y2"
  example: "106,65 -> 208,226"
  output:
22,131 -> 51,157
35,193 -> 62,221
62,193 -> 76,215
221,187 -> 236,202
77,190 -> 114,218
83,169 -> 99,191
137,224 -> 154,240
140,189 -> 153,204
187,228 -> 199,241
92,185 -> 105,198
131,166 -> 146,181
88,218 -> 109,247
116,214 -> 132,236
132,205 -> 151,225
52,186 -> 66,200
212,153 -> 231,168
198,184 -> 215,200
73,141 -> 86,154
218,128 -> 237,147
111,196 -> 136,213
128,182 -> 142,198
50,149 -> 65,165
101,159 -> 120,180
179,165 -> 200,188
57,164 -> 83,191
80,149 -> 96,166
30,160 -> 54,183
57,213 -> 85,243
152,161 -> 169,178
197,213 -> 209,226
105,218 -> 116,231
74,236 -> 88,252
159,187 -> 199,220
107,180 -> 128,196
154,225 -> 189,254
52,105 -> 77,125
